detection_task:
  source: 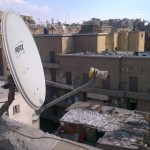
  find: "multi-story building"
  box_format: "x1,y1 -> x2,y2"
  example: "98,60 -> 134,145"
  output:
58,52 -> 150,111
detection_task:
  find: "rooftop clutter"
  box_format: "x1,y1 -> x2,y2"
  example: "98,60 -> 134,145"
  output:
60,102 -> 149,149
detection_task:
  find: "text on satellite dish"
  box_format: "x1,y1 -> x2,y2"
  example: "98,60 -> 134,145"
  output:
15,41 -> 25,58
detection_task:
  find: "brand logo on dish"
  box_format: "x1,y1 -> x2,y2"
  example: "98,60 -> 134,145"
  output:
15,41 -> 25,58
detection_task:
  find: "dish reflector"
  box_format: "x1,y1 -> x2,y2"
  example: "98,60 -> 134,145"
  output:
1,11 -> 45,110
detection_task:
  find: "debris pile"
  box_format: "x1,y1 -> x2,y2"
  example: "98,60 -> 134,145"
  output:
98,129 -> 142,149
61,108 -> 121,131
68,51 -> 150,57
60,102 -> 149,149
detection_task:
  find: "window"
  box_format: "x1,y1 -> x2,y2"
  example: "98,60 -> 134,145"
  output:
13,105 -> 20,115
129,77 -> 138,92
66,72 -> 72,84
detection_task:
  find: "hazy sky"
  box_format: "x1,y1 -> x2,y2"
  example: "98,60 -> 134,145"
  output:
0,0 -> 150,24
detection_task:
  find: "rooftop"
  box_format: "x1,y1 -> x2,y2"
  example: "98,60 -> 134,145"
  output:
60,51 -> 150,58
0,116 -> 100,150
60,105 -> 148,131
60,102 -> 149,149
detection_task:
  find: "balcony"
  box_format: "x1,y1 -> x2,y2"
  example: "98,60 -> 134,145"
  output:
43,62 -> 60,69
87,88 -> 124,97
124,91 -> 150,100
88,88 -> 150,100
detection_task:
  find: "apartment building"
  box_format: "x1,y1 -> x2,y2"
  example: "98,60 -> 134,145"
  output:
58,53 -> 150,111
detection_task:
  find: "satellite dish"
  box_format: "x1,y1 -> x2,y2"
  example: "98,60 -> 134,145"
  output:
1,11 -> 45,110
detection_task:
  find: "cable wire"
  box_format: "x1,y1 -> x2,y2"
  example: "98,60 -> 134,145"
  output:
0,117 -> 90,150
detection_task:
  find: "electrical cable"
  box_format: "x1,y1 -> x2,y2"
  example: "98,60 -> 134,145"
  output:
0,117 -> 90,150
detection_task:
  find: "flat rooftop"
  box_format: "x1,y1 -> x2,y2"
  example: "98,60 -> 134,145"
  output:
59,51 -> 150,58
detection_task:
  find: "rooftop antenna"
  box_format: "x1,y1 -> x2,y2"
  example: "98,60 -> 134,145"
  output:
1,11 -> 108,116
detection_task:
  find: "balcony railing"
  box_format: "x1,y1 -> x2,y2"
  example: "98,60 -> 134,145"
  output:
88,88 -> 150,100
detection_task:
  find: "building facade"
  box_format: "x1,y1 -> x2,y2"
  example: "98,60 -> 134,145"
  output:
0,79 -> 39,128
58,54 -> 150,111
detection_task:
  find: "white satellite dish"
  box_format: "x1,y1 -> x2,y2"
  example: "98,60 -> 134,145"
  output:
1,11 -> 46,110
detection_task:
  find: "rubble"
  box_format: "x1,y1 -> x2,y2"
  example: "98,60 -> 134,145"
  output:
67,51 -> 150,57
60,102 -> 149,149
61,108 -> 121,131
61,104 -> 148,131
97,129 -> 142,149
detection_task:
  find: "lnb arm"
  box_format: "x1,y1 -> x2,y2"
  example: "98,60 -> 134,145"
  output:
36,68 -> 108,115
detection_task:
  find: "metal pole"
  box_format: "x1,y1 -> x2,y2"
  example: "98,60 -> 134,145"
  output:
36,69 -> 108,115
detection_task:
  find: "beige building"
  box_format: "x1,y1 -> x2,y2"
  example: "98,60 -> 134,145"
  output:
128,32 -> 145,51
58,54 -> 150,111
0,79 -> 39,128
105,32 -> 118,50
117,31 -> 145,51
117,32 -> 128,51
35,32 -> 145,54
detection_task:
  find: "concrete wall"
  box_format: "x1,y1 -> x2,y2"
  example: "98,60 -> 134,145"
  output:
145,32 -> 150,51
114,33 -> 118,50
34,32 -> 145,55
121,57 -> 150,93
105,33 -> 118,50
73,34 -> 98,52
62,35 -> 74,54
0,92 -> 39,128
97,35 -> 106,51
128,32 -> 145,52
8,93 -> 36,126
138,32 -> 145,51
34,35 -> 62,62
58,55 -> 120,90
118,32 -> 128,51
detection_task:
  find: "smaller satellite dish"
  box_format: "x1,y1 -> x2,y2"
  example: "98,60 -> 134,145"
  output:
1,11 -> 46,110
